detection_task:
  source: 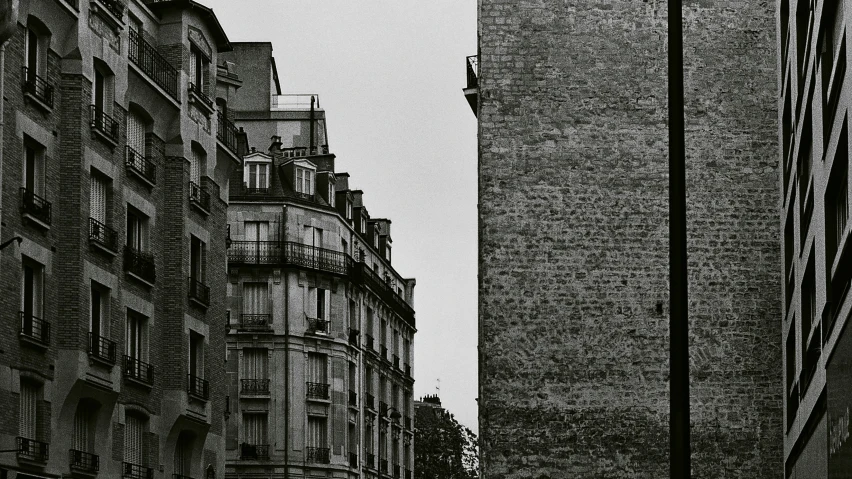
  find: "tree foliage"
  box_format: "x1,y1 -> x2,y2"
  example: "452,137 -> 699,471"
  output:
414,403 -> 478,479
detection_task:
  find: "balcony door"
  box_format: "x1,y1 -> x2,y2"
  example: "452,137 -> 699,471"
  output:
245,221 -> 269,262
125,413 -> 144,466
21,259 -> 43,322
127,111 -> 146,156
243,282 -> 268,325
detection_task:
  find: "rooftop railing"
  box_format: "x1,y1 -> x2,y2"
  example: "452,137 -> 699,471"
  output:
271,94 -> 320,110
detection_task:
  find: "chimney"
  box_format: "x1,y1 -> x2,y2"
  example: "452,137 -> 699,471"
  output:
269,135 -> 282,153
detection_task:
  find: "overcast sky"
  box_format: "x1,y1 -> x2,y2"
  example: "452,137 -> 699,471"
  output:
204,0 -> 479,432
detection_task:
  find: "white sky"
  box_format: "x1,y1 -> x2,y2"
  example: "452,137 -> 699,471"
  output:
203,0 -> 479,432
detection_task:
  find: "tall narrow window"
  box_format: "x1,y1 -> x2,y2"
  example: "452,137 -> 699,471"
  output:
73,401 -> 95,453
124,413 -> 145,467
127,110 -> 147,156
21,258 -> 44,325
317,288 -> 327,321
245,221 -> 269,242
189,45 -> 209,94
307,416 -> 328,462
308,353 -> 327,385
90,283 -> 107,340
242,413 -> 268,449
23,139 -> 44,196
190,236 -> 205,284
190,147 -> 204,186
174,432 -> 193,477
126,311 -> 147,361
90,172 -> 107,225
243,282 -> 269,316
126,207 -> 147,251
189,331 -> 204,380
242,348 -> 268,380
827,125 -> 849,266
19,381 -> 38,441
296,167 -> 314,195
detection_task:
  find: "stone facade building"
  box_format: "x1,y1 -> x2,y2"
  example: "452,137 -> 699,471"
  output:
0,1 -> 241,479
473,2 -> 781,477
221,43 -> 417,479
779,0 -> 852,477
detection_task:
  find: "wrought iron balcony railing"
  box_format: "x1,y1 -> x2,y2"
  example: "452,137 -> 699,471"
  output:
306,447 -> 330,464
124,246 -> 156,283
89,333 -> 116,364
240,443 -> 270,460
241,378 -> 270,394
306,382 -> 330,400
466,55 -> 478,89
123,355 -> 154,385
17,436 -> 48,462
188,82 -> 213,106
188,374 -> 209,400
283,241 -> 349,274
89,217 -> 118,251
70,448 -> 99,472
366,393 -> 375,410
228,241 -> 283,264
128,29 -> 178,99
125,146 -> 157,184
90,105 -> 120,143
19,311 -> 50,345
217,112 -> 239,154
349,389 -> 358,407
22,67 -> 54,108
123,461 -> 154,479
238,313 -> 272,330
21,187 -> 51,225
351,262 -> 415,327
349,452 -> 358,468
366,452 -> 376,469
189,181 -> 211,212
188,276 -> 210,306
307,317 -> 329,334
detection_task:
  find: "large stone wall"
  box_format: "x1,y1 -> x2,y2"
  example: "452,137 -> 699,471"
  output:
478,1 -> 782,477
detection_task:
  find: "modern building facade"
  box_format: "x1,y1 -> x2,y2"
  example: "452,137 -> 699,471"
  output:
474,2 -> 781,477
0,1 -> 241,479
221,43 -> 416,479
779,1 -> 852,477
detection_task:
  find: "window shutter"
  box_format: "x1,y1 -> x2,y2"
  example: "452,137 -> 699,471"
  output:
127,111 -> 145,155
19,383 -> 37,440
243,283 -> 268,316
189,50 -> 197,87
90,175 -> 106,224
308,417 -> 326,448
308,353 -> 327,383
73,405 -> 90,452
125,414 -> 144,465
260,165 -> 268,189
190,149 -> 201,184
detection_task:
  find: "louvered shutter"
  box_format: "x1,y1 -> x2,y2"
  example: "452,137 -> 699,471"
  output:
127,111 -> 145,155
308,417 -> 326,448
189,50 -> 197,88
125,414 -> 143,465
190,149 -> 201,184
243,283 -> 268,316
241,348 -> 268,380
19,383 -> 37,439
90,175 -> 106,224
243,413 -> 267,445
73,405 -> 90,452
259,165 -> 268,189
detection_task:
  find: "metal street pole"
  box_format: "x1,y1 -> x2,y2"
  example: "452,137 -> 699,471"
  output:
668,0 -> 690,477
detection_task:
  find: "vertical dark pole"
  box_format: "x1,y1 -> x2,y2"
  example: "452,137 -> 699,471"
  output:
668,0 -> 690,477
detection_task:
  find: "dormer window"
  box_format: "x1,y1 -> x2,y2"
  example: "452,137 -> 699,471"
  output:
346,202 -> 352,220
328,184 -> 335,207
296,167 -> 313,195
360,217 -> 366,234
246,163 -> 269,190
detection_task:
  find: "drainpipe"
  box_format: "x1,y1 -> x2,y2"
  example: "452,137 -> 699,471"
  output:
283,205 -> 289,479
309,96 -> 315,154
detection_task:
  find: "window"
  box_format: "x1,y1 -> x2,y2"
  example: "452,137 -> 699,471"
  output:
827,125 -> 849,266
243,282 -> 269,316
328,183 -> 335,207
245,221 -> 269,242
190,236 -> 205,283
317,288 -> 327,321
126,310 -> 148,362
304,226 -> 323,248
90,282 -> 109,340
93,61 -> 114,115
385,243 -> 392,262
23,138 -> 44,196
126,206 -> 148,252
246,162 -> 270,190
361,217 -> 367,234
189,331 -> 204,380
19,381 -> 38,441
21,257 -> 44,323
242,413 -> 268,447
127,110 -> 147,156
174,432 -> 193,477
801,256 -> 816,353
189,45 -> 210,94
346,201 -> 352,220
124,413 -> 146,467
307,416 -> 328,455
73,400 -> 98,454
308,353 -> 327,385
296,167 -> 314,195
90,172 -> 108,225
190,146 -> 205,186
242,348 -> 268,381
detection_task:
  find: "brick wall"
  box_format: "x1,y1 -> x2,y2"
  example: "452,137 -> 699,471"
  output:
478,1 -> 781,477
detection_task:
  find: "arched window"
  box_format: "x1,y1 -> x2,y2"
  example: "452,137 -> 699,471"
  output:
174,431 -> 195,477
25,16 -> 51,79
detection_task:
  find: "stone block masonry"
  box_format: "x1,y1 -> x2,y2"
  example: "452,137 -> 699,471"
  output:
478,1 -> 781,477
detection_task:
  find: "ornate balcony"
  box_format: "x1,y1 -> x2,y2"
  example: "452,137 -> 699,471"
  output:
306,382 -> 330,400
125,146 -> 157,185
189,181 -> 211,213
351,262 -> 415,327
228,241 -> 283,264
128,29 -> 178,100
19,311 -> 50,346
283,241 -> 349,275
188,277 -> 210,306
240,443 -> 269,460
89,217 -> 118,252
22,67 -> 54,109
90,105 -> 119,144
188,374 -> 209,400
238,313 -> 272,331
124,246 -> 156,284
307,317 -> 329,334
17,436 -> 49,462
70,449 -> 100,473
306,447 -> 330,464
20,187 -> 51,226
123,462 -> 154,479
89,333 -> 116,364
123,355 -> 154,385
241,378 -> 270,395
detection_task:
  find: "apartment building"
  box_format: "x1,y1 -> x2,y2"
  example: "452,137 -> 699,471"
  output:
221,43 -> 416,479
473,2 -> 781,477
779,0 -> 852,476
0,1 -> 242,479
